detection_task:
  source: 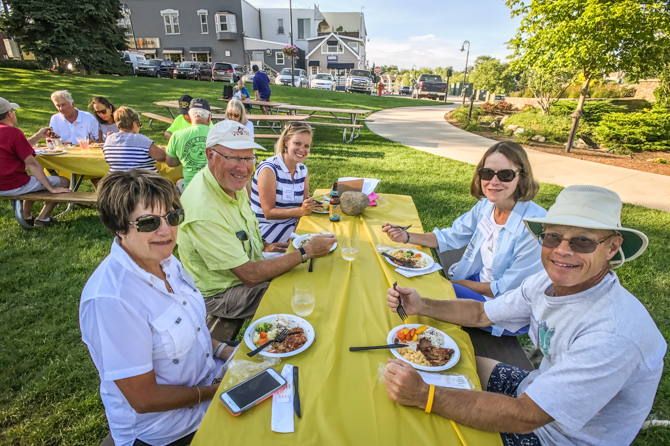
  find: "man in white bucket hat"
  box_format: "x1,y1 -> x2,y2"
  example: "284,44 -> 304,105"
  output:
178,121 -> 336,340
384,185 -> 666,446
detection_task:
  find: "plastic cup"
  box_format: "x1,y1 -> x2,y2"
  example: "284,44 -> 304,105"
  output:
77,137 -> 89,151
292,281 -> 315,317
341,234 -> 359,261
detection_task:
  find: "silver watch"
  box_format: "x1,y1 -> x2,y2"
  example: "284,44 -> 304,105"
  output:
298,247 -> 308,263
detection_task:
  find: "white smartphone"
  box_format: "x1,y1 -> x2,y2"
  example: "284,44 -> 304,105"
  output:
219,368 -> 287,416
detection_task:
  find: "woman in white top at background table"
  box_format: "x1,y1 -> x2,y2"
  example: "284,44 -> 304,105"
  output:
89,96 -> 119,142
383,141 -> 547,336
250,122 -> 318,243
225,98 -> 254,136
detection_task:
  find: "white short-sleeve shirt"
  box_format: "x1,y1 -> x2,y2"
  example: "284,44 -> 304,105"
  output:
49,109 -> 99,144
80,239 -> 222,446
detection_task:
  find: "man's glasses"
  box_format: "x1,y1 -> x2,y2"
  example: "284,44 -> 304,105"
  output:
210,148 -> 257,166
129,209 -> 184,233
478,168 -> 521,182
538,232 -> 618,254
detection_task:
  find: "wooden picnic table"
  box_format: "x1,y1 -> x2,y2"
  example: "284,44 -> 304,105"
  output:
275,104 -> 371,143
191,190 -> 502,446
218,98 -> 287,114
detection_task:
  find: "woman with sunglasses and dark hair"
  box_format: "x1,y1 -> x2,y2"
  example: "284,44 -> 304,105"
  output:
80,170 -> 236,446
103,106 -> 166,173
383,141 -> 546,334
89,96 -> 118,142
250,122 -> 317,244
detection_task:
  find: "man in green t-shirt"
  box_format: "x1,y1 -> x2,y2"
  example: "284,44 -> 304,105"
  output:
165,98 -> 212,189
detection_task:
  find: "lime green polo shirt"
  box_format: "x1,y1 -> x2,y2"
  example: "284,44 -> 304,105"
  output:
177,166 -> 265,297
167,114 -> 213,134
166,124 -> 210,189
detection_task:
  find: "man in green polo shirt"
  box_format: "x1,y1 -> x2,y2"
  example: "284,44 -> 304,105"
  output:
178,120 -> 336,339
165,98 -> 211,189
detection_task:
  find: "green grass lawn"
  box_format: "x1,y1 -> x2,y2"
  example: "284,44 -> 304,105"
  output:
0,68 -> 668,445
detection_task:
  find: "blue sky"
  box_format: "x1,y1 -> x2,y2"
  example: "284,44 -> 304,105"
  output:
250,0 -> 522,69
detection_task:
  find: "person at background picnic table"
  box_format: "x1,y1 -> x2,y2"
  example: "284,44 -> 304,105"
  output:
383,141 -> 546,336
252,65 -> 271,101
165,98 -> 212,191
232,80 -> 249,100
164,95 -> 214,141
226,98 -> 254,137
0,97 -> 70,227
177,120 -> 335,340
49,90 -> 98,144
89,96 -> 118,142
384,185 -> 666,446
251,122 -> 317,243
103,106 -> 166,172
80,170 -> 237,446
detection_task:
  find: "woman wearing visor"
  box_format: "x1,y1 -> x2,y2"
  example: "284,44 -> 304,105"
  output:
383,142 -> 547,335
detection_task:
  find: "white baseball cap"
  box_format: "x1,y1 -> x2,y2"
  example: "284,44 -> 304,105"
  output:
0,98 -> 20,114
206,120 -> 266,151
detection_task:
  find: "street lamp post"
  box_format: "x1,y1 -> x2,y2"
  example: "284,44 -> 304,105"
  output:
460,40 -> 470,106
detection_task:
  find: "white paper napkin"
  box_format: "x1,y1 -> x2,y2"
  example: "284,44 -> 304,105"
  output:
395,263 -> 443,278
271,364 -> 294,433
417,371 -> 472,390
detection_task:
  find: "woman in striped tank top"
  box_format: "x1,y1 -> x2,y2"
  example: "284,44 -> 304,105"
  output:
250,122 -> 317,243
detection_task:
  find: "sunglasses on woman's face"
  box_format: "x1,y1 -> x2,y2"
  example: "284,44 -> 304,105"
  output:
129,208 -> 184,233
228,112 -> 241,118
478,168 -> 520,182
95,109 -> 109,115
538,232 -> 616,254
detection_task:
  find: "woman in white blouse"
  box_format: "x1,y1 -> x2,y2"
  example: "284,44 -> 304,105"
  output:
80,170 -> 236,446
226,98 -> 254,136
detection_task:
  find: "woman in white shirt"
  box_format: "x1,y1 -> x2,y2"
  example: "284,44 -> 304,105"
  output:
226,98 -> 254,136
89,96 -> 119,142
80,170 -> 236,446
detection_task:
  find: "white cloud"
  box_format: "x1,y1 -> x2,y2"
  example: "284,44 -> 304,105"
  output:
409,34 -> 437,42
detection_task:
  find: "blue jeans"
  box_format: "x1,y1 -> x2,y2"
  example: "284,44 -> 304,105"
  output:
452,273 -> 529,336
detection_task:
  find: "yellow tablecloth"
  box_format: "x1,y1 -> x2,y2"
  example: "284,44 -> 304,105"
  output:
192,192 -> 502,446
35,147 -> 183,183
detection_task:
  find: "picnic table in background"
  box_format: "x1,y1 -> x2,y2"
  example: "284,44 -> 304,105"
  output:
274,104 -> 372,143
209,113 -> 310,133
154,101 -> 225,118
218,98 -> 287,115
191,191 -> 503,446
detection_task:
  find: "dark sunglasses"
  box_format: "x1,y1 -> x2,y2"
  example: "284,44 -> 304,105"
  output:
478,168 -> 520,182
538,232 -> 617,254
130,208 -> 184,233
95,109 -> 109,115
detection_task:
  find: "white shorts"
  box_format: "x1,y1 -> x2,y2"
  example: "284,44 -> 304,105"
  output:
0,176 -> 62,196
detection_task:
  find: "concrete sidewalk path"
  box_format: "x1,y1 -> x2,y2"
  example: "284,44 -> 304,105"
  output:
367,105 -> 670,213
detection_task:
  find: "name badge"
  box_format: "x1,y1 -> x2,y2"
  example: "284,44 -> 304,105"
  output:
477,215 -> 495,240
282,187 -> 294,202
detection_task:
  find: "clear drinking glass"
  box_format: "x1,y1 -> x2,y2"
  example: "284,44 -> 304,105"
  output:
292,280 -> 315,317
341,234 -> 359,261
77,137 -> 89,151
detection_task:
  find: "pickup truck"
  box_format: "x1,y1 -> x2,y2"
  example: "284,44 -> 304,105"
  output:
346,70 -> 374,94
412,74 -> 448,100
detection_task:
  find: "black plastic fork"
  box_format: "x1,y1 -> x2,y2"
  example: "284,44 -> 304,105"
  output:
393,281 -> 408,322
247,328 -> 290,357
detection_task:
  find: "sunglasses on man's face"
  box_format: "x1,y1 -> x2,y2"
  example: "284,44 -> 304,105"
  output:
129,208 -> 184,233
478,168 -> 520,182
538,232 -> 616,254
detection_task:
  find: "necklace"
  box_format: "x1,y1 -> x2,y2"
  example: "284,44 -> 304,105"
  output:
165,280 -> 174,294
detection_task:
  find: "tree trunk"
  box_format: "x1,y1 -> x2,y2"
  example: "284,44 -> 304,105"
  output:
565,74 -> 592,153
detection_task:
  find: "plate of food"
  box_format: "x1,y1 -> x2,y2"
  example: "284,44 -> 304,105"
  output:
89,142 -> 104,148
292,233 -> 337,252
387,324 -> 460,371
312,200 -> 330,214
244,314 -> 315,358
35,149 -> 67,156
384,248 -> 435,272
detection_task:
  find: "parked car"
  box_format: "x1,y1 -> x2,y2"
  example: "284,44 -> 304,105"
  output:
242,71 -> 255,83
310,73 -> 336,91
345,70 -> 374,94
198,62 -> 213,81
212,62 -> 237,82
412,74 -> 448,100
121,52 -> 146,71
134,59 -> 175,78
275,68 -> 309,87
399,86 -> 411,95
495,94 -> 506,101
173,61 -> 208,80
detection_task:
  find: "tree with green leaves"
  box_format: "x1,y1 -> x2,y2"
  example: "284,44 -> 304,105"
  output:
507,0 -> 670,152
469,58 -> 517,99
521,68 -> 578,114
1,0 -> 129,74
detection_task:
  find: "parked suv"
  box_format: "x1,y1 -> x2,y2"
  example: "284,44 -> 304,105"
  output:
122,52 -> 146,71
212,62 -> 242,82
173,61 -> 210,81
345,70 -> 374,94
134,59 -> 175,78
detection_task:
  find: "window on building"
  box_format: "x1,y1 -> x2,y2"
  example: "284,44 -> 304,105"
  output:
349,42 -> 358,54
215,13 -> 237,33
321,42 -> 344,54
277,18 -> 284,34
118,16 -> 133,37
297,18 -> 310,40
311,66 -> 318,76
225,50 -> 231,57
276,52 -> 285,65
161,10 -> 180,35
198,10 -> 208,34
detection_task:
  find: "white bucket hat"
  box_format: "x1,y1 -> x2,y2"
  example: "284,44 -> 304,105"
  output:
524,185 -> 648,268
206,120 -> 266,151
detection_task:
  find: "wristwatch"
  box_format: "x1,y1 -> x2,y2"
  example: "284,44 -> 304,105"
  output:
298,247 -> 308,263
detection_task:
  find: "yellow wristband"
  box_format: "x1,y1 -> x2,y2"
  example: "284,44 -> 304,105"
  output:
425,384 -> 435,414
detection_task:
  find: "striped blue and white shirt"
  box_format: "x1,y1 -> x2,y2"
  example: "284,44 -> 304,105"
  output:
250,154 -> 307,243
103,132 -> 157,172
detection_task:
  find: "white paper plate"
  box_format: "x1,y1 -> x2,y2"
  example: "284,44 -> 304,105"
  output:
36,149 -> 67,156
244,314 -> 315,358
292,233 -> 337,252
387,324 -> 460,371
383,249 -> 435,272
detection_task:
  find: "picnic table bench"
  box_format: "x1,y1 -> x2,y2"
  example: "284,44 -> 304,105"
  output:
274,104 -> 372,143
142,112 -> 282,139
1,191 -> 97,230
